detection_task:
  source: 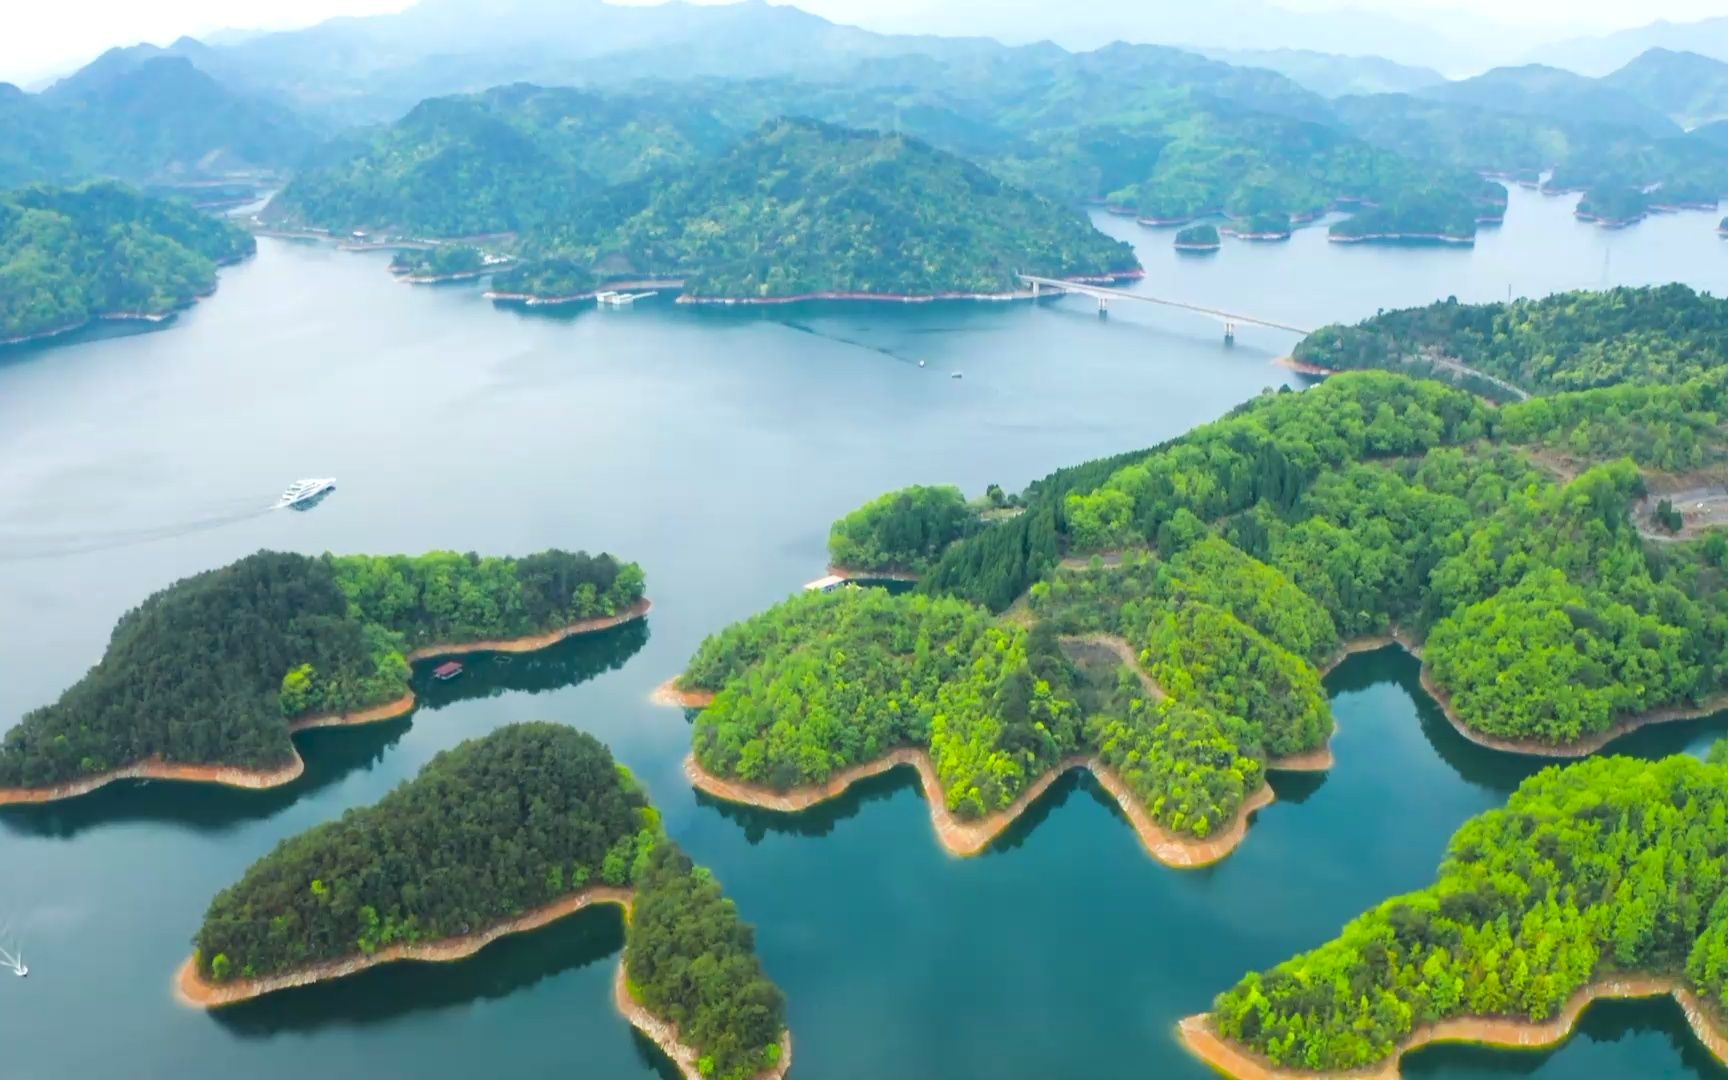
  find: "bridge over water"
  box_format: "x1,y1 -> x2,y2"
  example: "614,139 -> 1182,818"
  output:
1018,275 -> 1312,339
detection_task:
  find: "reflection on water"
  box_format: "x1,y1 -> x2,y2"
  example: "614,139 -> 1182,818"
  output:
1406,996 -> 1728,1079
0,619 -> 648,838
213,905 -> 627,1037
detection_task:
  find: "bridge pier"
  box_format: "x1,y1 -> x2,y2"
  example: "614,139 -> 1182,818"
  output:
1031,281 -> 1040,299
1097,296 -> 1108,315
1224,320 -> 1235,343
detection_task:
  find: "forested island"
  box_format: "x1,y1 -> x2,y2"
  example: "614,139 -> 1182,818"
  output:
1576,184 -> 1652,227
662,312 -> 1728,859
1,181 -> 254,345
1185,751 -> 1728,1076
1223,212 -> 1292,241
1327,190 -> 1484,244
182,723 -> 790,1080
1290,284 -> 1728,395
0,548 -> 647,801
1174,224 -> 1221,251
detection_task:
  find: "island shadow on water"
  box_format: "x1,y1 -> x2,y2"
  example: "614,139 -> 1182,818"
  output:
0,619 -> 648,839
208,902 -> 685,1080
1403,995 -> 1728,1079
211,904 -> 626,1033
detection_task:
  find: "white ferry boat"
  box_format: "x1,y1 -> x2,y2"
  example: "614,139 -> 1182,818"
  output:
276,477 -> 336,508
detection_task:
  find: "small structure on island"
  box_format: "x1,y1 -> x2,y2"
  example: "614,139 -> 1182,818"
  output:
432,661 -> 464,681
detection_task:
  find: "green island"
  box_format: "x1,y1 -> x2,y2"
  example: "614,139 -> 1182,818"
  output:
1184,751 -> 1728,1077
1,181 -> 255,345
1290,284 -> 1728,395
0,548 -> 647,801
1224,212 -> 1293,241
1173,224 -> 1221,251
660,307 -> 1728,860
1576,184 -> 1652,227
180,723 -> 790,1080
1327,190 -> 1484,244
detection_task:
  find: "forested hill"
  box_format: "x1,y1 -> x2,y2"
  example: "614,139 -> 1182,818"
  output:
555,118 -> 1140,298
264,85 -> 730,238
678,356 -> 1728,858
0,549 -> 646,790
193,724 -> 788,1080
0,182 -> 255,344
1291,285 -> 1728,395
1,56 -> 318,189
1205,751 -> 1728,1071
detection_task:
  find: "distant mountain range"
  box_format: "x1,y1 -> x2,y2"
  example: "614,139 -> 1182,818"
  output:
2,52 -> 320,187
1529,16 -> 1728,76
6,0 -> 1728,241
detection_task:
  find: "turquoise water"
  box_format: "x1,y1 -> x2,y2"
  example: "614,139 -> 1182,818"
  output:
1,186 -> 1726,1078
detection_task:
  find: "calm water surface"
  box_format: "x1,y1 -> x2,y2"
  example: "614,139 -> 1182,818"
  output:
2,187 -> 1726,1079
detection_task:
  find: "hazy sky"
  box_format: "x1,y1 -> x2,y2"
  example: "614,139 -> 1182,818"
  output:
6,0 -> 1724,85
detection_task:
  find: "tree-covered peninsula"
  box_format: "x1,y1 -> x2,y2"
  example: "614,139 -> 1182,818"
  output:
272,105 -> 1141,301
566,118 -> 1141,300
187,723 -> 788,1080
1192,751 -> 1728,1074
0,181 -> 254,343
827,484 -> 978,574
0,549 -> 646,794
1290,285 -> 1728,395
671,344 -> 1728,859
1576,183 -> 1653,226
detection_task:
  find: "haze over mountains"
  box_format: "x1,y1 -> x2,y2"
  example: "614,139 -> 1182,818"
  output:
5,0 -> 1728,239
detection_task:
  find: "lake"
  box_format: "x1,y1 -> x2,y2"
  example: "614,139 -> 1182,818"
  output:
2,186 -> 1727,1080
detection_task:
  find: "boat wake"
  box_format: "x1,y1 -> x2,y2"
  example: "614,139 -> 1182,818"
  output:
0,497 -> 277,562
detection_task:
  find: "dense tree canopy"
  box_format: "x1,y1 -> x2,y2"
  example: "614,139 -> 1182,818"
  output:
626,844 -> 788,1080
194,724 -> 785,1080
687,588 -> 1084,818
1210,753 -> 1728,1071
827,484 -> 978,573
0,548 -> 645,788
1292,286 -> 1728,394
0,181 -> 254,341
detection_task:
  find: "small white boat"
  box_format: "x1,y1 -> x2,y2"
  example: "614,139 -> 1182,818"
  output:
918,360 -> 926,368
13,963 -> 24,978
950,371 -> 963,379
276,478 -> 336,509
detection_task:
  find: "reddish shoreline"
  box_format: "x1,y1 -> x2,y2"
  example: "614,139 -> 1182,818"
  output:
176,886 -> 634,1007
1178,975 -> 1728,1079
826,565 -> 920,583
675,272 -> 1144,306
614,965 -> 794,1080
1328,232 -> 1474,246
176,885 -> 791,1080
0,602 -> 651,806
683,747 -> 1280,868
486,290 -> 597,306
